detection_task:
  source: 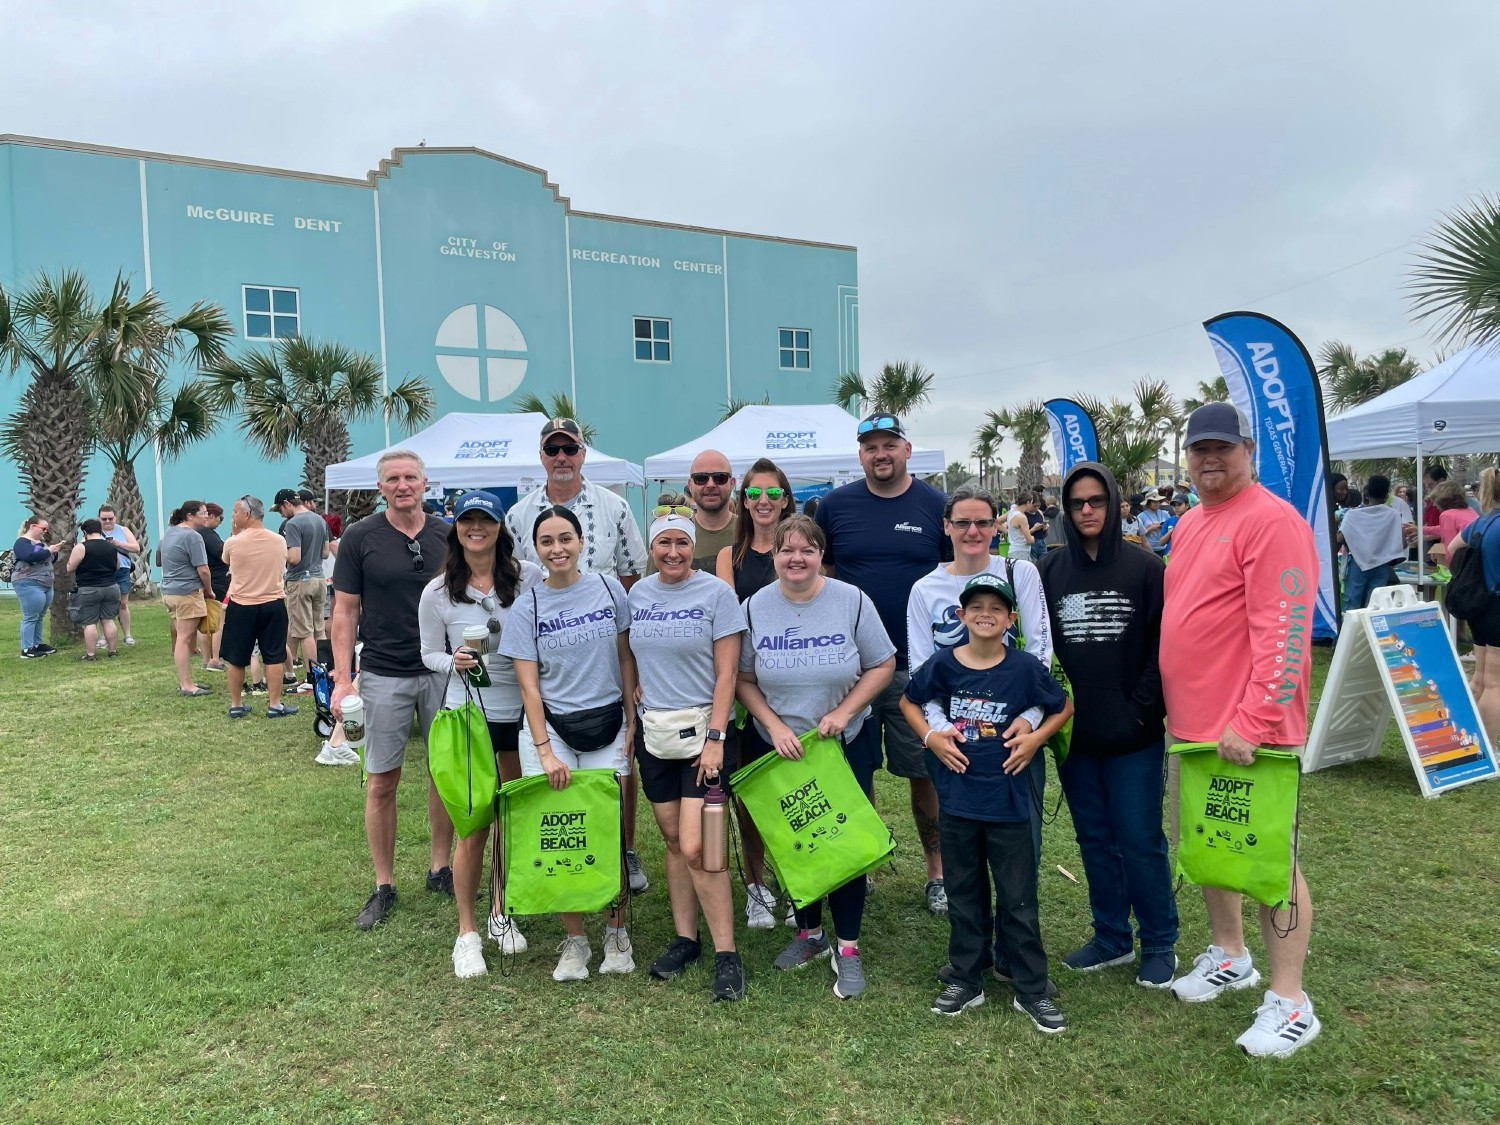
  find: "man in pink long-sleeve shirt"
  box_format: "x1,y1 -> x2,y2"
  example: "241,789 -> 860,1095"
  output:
1160,402 -> 1322,1058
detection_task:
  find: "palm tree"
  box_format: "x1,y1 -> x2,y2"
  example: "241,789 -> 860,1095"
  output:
971,418 -> 1000,491
91,285 -> 233,586
1132,377 -> 1179,486
989,402 -> 1049,493
1076,393 -> 1160,493
1317,341 -> 1421,414
925,459 -> 970,489
0,272 -> 104,577
208,337 -> 435,521
510,390 -> 598,444
831,361 -> 935,418
1408,193 -> 1500,349
719,391 -> 772,422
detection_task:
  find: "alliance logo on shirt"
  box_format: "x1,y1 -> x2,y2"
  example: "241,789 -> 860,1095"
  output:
894,521 -> 925,534
757,625 -> 847,650
767,430 -> 817,450
538,606 -> 615,634
633,602 -> 706,622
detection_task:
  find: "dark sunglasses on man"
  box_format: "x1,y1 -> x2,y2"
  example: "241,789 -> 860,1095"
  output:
1066,494 -> 1111,512
544,442 -> 581,457
691,471 -> 732,486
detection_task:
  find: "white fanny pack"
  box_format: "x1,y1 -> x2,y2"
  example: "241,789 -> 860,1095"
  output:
639,705 -> 713,760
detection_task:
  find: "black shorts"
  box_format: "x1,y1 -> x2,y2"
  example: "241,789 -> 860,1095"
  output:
1468,595 -> 1500,647
221,599 -> 289,667
486,719 -> 521,755
737,721 -> 773,763
635,723 -> 737,804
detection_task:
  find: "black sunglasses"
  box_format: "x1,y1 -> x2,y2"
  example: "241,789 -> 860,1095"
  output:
543,442 -> 582,457
691,471 -> 732,486
407,540 -> 424,572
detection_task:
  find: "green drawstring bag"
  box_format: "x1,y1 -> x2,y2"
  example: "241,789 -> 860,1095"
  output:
1170,742 -> 1300,909
428,700 -> 498,839
500,770 -> 621,916
729,729 -> 894,908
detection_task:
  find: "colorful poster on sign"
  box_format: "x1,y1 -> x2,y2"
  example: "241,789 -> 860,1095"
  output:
1368,604 -> 1497,794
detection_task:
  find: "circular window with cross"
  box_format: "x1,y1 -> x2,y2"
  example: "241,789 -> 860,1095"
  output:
434,304 -> 528,401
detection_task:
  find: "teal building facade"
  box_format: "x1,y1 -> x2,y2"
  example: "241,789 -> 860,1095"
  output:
0,135 -> 858,540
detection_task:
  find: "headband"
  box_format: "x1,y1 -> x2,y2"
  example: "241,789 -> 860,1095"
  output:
649,514 -> 697,546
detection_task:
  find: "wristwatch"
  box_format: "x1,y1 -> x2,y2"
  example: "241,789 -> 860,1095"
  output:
705,728 -> 727,743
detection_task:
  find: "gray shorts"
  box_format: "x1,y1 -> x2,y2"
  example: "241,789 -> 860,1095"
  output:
359,669 -> 444,775
874,670 -> 928,780
74,584 -> 121,626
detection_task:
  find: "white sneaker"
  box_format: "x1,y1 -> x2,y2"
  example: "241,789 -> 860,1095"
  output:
785,899 -> 798,927
487,912 -> 528,954
746,884 -> 776,930
1170,945 -> 1262,1003
452,931 -> 487,979
123,635 -> 136,646
553,935 -> 591,981
1236,990 -> 1322,1057
600,928 -> 636,974
314,741 -> 349,766
332,745 -> 361,765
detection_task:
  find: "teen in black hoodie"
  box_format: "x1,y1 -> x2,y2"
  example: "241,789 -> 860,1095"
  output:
1037,462 -> 1179,988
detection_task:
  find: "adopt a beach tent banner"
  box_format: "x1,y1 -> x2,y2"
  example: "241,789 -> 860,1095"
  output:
1043,398 -> 1099,476
1203,312 -> 1341,640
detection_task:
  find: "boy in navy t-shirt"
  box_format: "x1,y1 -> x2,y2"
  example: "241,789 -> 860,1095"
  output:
900,573 -> 1072,1031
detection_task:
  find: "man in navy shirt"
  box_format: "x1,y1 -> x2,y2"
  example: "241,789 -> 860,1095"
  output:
815,412 -> 953,914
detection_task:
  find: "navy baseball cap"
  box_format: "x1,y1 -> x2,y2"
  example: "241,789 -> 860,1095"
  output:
958,572 -> 1016,609
1185,402 -> 1249,446
452,490 -> 502,521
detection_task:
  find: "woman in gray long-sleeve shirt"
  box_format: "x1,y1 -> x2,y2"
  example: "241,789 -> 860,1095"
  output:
13,514 -> 61,657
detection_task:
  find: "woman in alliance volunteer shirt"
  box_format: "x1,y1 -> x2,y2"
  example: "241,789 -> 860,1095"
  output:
629,509 -> 747,1001
500,505 -> 638,984
419,490 -> 543,979
737,514 -> 895,1000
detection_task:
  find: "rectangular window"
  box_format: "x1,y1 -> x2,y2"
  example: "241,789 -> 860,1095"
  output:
243,285 -> 300,339
633,316 -> 671,363
779,328 -> 811,370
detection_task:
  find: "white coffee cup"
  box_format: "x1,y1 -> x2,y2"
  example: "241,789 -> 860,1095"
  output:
341,694 -> 367,753
461,624 -> 490,656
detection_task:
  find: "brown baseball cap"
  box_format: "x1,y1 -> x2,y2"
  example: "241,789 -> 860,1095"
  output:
540,417 -> 583,443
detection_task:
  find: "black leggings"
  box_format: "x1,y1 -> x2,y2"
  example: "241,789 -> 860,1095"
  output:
792,723 -> 880,942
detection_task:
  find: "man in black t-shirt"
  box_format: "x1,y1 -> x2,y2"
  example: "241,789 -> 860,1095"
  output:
815,412 -> 953,916
331,450 -> 453,930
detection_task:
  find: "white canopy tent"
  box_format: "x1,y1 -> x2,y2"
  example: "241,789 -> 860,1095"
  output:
1325,344 -> 1500,460
323,412 -> 645,490
1326,343 -> 1500,586
642,404 -> 946,481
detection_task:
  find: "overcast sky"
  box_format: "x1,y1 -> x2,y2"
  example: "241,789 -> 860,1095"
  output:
8,0 -> 1499,472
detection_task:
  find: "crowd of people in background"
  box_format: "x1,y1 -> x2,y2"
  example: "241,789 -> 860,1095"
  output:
15,402 -> 1500,1058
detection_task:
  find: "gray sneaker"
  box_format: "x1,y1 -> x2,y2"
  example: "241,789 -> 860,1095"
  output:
831,944 -> 867,999
773,931 -> 831,970
625,848 -> 649,893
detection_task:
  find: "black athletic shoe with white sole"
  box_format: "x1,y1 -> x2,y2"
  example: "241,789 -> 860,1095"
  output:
931,981 -> 985,1016
1014,996 -> 1068,1034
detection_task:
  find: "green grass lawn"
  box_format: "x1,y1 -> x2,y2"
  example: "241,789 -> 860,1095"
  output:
1,600 -> 1497,1124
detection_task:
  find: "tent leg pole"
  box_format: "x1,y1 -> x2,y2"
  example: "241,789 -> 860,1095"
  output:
1415,450 -> 1424,594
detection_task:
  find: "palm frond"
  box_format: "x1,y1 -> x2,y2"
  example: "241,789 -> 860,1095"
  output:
1409,192 -> 1500,349
720,392 -> 772,422
383,375 -> 438,434
830,371 -> 867,413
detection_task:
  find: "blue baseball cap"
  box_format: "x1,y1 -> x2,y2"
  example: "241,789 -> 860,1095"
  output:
452,490 -> 503,521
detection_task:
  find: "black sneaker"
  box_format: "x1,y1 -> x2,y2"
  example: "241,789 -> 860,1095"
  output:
711,951 -> 746,1001
34,643 -> 57,655
356,884 -> 397,930
650,934 -> 703,980
21,648 -> 43,659
1013,995 -> 1068,1034
941,962 -> 1058,998
426,866 -> 455,896
932,980 -> 985,1016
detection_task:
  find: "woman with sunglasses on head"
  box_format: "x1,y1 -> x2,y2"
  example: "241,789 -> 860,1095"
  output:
907,485 -> 1054,921
420,491 -> 543,978
738,514 -> 895,999
629,504 -> 748,1000
715,458 -> 797,928
500,504 -> 638,983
